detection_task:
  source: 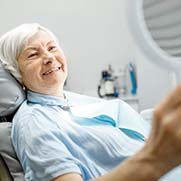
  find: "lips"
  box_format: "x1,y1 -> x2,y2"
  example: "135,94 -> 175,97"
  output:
42,66 -> 61,76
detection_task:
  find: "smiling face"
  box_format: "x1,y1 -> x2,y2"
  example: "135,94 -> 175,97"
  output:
17,30 -> 68,97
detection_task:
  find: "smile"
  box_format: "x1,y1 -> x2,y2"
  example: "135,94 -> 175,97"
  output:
42,67 -> 61,76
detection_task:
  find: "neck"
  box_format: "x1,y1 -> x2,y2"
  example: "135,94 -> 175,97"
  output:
29,86 -> 65,98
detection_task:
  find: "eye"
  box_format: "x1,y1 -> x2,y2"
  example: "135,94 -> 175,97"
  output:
27,53 -> 38,58
48,46 -> 56,51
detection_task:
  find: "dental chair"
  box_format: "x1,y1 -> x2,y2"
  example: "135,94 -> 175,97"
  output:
0,62 -> 25,181
0,61 -> 155,180
0,62 -> 106,181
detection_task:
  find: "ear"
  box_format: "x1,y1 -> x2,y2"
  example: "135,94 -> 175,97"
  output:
22,85 -> 26,91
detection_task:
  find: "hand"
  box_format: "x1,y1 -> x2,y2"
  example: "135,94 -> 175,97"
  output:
144,85 -> 181,171
54,86 -> 181,181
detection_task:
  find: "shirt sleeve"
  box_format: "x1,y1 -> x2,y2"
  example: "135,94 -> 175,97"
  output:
13,112 -> 82,181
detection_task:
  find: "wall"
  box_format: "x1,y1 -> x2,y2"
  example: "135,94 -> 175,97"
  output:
0,0 -> 129,95
0,0 -> 174,110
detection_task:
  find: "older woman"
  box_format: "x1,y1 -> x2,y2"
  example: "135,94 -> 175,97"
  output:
0,23 -> 181,181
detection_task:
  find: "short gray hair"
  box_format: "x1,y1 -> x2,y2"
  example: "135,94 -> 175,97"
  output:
0,23 -> 59,83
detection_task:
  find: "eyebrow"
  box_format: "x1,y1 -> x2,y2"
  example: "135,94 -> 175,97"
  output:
23,47 -> 38,52
23,41 -> 55,52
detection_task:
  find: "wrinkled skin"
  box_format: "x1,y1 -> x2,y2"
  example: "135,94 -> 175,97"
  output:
143,85 -> 181,176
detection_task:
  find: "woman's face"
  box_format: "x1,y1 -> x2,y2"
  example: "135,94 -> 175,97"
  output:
17,30 -> 68,96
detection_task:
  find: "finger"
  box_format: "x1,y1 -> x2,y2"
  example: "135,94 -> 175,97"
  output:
161,106 -> 181,132
154,104 -> 181,137
148,106 -> 181,153
151,93 -> 181,141
155,85 -> 181,119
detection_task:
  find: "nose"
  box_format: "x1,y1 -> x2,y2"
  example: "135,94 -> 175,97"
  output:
43,51 -> 55,65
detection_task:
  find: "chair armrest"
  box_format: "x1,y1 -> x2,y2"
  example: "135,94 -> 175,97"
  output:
140,108 -> 154,124
0,154 -> 13,181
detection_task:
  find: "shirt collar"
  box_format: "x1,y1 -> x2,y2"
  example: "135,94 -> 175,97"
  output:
27,90 -> 70,107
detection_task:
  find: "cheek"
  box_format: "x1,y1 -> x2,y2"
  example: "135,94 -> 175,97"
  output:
64,60 -> 68,71
56,54 -> 68,69
21,64 -> 40,80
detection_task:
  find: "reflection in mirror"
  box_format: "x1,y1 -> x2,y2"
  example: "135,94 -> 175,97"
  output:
143,0 -> 181,57
128,0 -> 181,83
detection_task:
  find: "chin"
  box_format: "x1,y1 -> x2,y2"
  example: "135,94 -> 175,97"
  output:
50,77 -> 66,86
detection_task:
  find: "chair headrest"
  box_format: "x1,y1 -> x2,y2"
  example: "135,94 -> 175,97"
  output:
0,62 -> 25,116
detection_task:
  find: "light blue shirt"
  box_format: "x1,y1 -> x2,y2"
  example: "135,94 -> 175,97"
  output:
11,91 -> 150,181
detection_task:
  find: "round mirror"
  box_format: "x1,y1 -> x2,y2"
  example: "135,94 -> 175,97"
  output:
128,0 -> 181,82
127,1 -> 181,180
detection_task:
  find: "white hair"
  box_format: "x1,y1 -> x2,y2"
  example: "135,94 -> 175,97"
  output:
0,23 -> 60,83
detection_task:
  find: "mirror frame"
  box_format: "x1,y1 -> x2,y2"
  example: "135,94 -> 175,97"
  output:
127,0 -> 181,77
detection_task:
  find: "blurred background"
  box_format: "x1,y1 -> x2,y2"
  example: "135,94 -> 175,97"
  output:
0,0 -> 174,111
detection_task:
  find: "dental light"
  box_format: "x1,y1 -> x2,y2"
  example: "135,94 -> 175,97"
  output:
128,0 -> 181,83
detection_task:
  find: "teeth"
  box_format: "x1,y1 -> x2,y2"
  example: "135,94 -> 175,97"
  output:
43,67 -> 61,76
